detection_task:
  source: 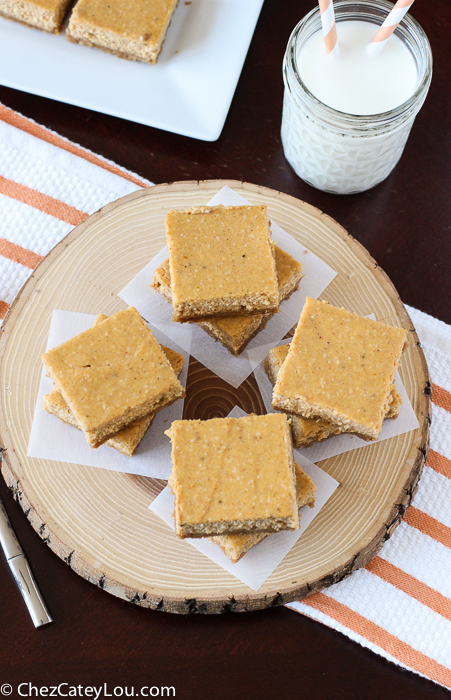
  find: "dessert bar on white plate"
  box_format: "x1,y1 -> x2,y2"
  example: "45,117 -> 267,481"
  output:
0,0 -> 264,141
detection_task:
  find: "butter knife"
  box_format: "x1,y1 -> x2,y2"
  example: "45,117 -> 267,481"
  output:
0,495 -> 53,627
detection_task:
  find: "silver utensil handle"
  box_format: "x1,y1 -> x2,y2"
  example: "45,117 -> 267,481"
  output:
8,554 -> 53,627
0,496 -> 23,559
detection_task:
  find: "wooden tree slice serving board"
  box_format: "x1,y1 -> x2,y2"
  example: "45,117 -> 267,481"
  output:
0,180 -> 430,614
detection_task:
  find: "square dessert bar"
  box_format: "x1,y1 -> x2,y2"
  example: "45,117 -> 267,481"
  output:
43,389 -> 154,456
42,307 -> 185,448
272,298 -> 407,441
43,314 -> 185,456
152,244 -> 303,354
265,343 -> 401,447
211,461 -> 317,563
166,205 -> 280,323
67,0 -> 179,63
166,413 -> 299,538
0,0 -> 73,33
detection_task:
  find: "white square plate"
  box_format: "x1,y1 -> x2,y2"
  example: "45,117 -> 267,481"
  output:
0,0 -> 264,141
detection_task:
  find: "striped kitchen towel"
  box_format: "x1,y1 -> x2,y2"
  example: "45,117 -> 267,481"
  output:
288,307 -> 451,689
1,104 -> 450,689
0,103 -> 151,324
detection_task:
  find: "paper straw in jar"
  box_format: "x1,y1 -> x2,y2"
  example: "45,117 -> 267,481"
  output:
319,0 -> 339,56
368,0 -> 414,54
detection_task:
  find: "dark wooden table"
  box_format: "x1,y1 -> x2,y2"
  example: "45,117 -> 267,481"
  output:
1,1 -> 450,698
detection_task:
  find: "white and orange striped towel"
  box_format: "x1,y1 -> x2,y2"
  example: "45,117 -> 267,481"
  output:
1,105 -> 450,690
288,308 -> 451,689
0,103 -> 151,323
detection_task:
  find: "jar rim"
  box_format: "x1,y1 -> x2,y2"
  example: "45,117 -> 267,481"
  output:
283,0 -> 433,132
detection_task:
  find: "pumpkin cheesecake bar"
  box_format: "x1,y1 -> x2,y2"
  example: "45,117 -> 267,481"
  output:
152,244 -> 303,354
211,461 -> 317,563
272,298 -> 407,442
43,314 -> 184,456
66,0 -> 179,63
265,343 -> 402,447
42,307 -> 185,448
0,0 -> 73,33
43,390 -> 156,456
166,205 -> 279,323
166,413 -> 299,538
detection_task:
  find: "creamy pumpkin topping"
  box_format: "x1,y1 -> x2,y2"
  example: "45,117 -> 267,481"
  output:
152,244 -> 303,353
43,311 -> 185,456
69,0 -> 177,40
166,205 -> 279,322
42,307 -> 184,446
166,413 -> 299,538
272,297 -> 407,440
266,342 -> 401,446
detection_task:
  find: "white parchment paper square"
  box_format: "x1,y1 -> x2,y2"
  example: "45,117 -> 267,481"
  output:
118,186 -> 337,388
251,337 -> 419,463
27,310 -> 189,479
148,406 -> 339,591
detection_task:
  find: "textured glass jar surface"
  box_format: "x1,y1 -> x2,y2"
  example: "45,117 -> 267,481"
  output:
281,91 -> 414,194
281,1 -> 432,195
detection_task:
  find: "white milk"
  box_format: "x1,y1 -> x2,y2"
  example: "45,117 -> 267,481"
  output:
281,5 -> 431,195
297,21 -> 417,116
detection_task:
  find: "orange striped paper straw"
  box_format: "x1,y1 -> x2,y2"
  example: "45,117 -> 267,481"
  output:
368,0 -> 414,54
319,0 -> 338,56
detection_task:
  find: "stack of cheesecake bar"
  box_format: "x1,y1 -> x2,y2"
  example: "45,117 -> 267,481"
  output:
264,296 -> 406,448
152,204 -> 304,354
166,412 -> 317,563
42,307 -> 185,456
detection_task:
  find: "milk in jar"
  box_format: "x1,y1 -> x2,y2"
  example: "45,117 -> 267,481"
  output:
281,0 -> 432,194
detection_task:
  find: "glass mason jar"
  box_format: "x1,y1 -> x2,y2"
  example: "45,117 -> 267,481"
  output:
281,0 -> 432,195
